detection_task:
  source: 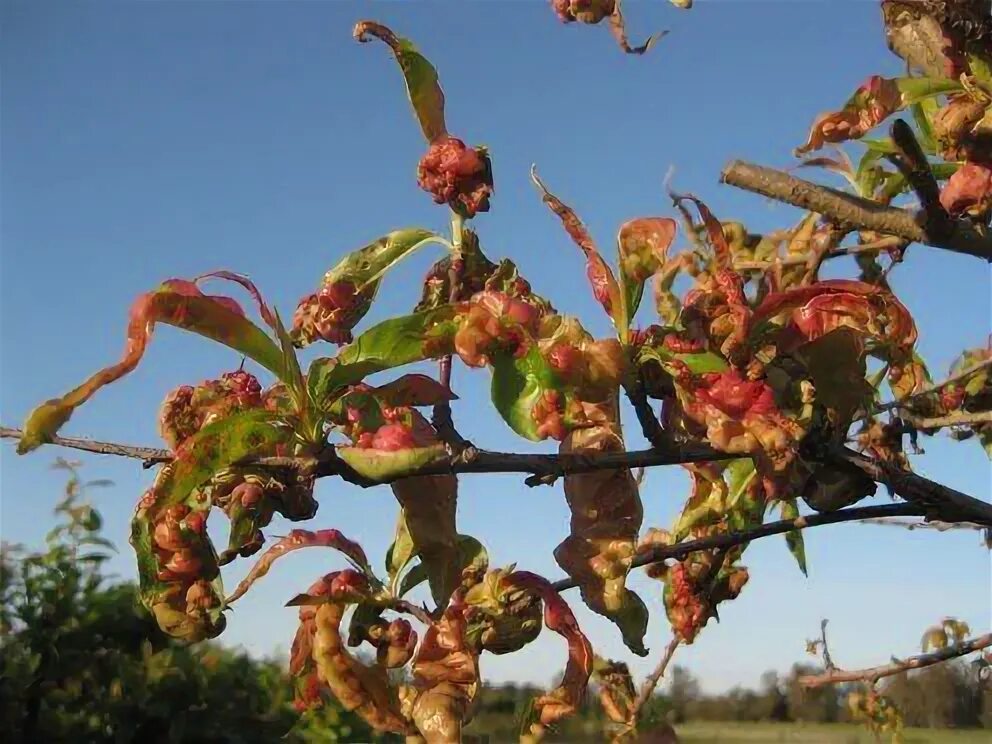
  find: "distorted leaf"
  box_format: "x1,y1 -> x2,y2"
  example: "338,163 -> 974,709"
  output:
353,21 -> 446,142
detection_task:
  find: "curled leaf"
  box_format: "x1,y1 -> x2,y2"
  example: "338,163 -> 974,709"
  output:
506,571 -> 594,728
226,528 -> 371,604
617,217 -> 678,321
354,21 -> 446,142
19,279 -> 285,454
291,229 -> 445,347
556,409 -> 648,656
531,167 -> 625,332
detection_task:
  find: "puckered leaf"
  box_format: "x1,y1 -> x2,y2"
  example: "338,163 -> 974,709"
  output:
18,279 -> 286,454
353,21 -> 446,142
556,414 -> 648,656
462,567 -> 542,655
372,373 -> 457,408
490,345 -> 562,441
307,306 -> 459,405
617,217 -> 677,322
291,229 -> 447,347
796,75 -> 961,154
408,597 -> 480,742
309,576 -> 414,734
131,410 -> 286,641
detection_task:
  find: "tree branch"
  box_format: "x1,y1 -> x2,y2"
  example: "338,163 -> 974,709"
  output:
0,426 -> 729,487
799,633 -> 992,688
887,118 -> 948,237
873,356 -> 992,415
628,638 -> 680,725
830,446 -> 992,525
903,409 -> 992,430
720,160 -> 992,261
550,503 -> 926,593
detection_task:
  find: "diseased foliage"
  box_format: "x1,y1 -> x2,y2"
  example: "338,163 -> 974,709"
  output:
10,3 -> 992,742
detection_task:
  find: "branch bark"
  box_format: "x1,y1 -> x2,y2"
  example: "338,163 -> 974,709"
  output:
799,633 -> 992,688
831,446 -> 992,525
720,160 -> 992,261
551,503 -> 926,593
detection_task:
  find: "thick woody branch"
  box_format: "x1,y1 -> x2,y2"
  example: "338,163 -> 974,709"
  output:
799,633 -> 992,688
831,446 -> 992,525
903,409 -> 992,430
720,160 -> 992,261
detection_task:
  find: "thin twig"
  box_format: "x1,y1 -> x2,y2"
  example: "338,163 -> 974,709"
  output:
819,619 -> 835,671
627,637 -> 680,726
720,160 -> 992,261
858,517 -> 988,532
873,357 -> 992,415
0,427 -> 172,465
799,633 -> 992,688
903,410 -> 992,430
732,236 -> 907,272
551,503 -> 926,593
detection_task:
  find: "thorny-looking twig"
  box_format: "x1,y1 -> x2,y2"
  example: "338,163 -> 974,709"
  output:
799,633 -> 992,689
627,637 -> 681,728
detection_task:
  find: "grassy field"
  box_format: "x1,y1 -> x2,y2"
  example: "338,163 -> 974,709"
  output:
675,721 -> 989,743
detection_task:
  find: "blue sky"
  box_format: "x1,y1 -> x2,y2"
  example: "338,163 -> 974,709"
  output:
2,1 -> 989,693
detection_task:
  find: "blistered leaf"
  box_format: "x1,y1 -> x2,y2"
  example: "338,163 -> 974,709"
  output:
398,535 -> 489,601
532,167 -> 626,333
778,500 -> 808,576
921,626 -> 949,652
18,279 -> 286,453
354,21 -> 446,142
226,528 -> 371,604
798,329 -> 871,426
557,415 -> 648,656
796,76 -> 960,154
617,217 -> 677,322
490,345 -> 561,441
307,306 -> 458,405
311,583 -> 413,734
292,229 -> 446,347
131,411 -> 286,641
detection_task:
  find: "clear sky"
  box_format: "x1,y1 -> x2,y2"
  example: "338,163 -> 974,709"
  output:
2,1 -> 989,693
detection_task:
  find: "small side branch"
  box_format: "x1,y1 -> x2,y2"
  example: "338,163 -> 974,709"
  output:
799,633 -> 992,688
628,637 -> 681,726
551,502 -> 925,593
720,160 -> 992,261
0,427 -> 172,466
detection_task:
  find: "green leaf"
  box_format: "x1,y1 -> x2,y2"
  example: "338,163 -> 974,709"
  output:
18,279 -> 286,454
779,500 -> 808,576
337,443 -> 447,482
911,99 -> 938,154
306,306 -> 458,405
638,344 -> 729,377
354,22 -> 447,142
385,515 -> 417,592
130,412 -> 284,574
895,77 -> 962,105
327,229 -> 445,294
395,534 -> 488,599
490,345 -> 559,441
